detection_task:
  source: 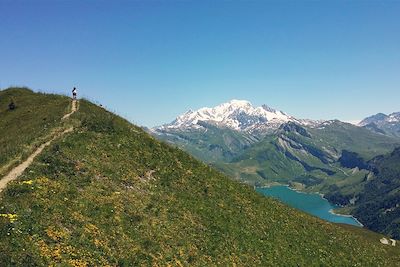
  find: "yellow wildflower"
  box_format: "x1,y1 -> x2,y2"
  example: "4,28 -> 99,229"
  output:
36,176 -> 49,184
68,259 -> 88,267
46,226 -> 67,241
37,240 -> 52,260
0,213 -> 18,223
84,223 -> 99,235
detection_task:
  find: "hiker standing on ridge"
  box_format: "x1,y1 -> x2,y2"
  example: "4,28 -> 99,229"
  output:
72,87 -> 77,99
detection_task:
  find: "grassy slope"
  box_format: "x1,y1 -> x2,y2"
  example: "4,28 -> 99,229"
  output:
307,121 -> 400,160
232,122 -> 399,183
0,94 -> 399,266
159,121 -> 400,189
0,88 -> 70,176
155,123 -> 258,163
225,135 -> 307,184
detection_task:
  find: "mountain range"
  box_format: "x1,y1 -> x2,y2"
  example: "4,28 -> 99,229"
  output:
152,100 -> 400,238
155,99 -> 400,137
156,99 -> 317,135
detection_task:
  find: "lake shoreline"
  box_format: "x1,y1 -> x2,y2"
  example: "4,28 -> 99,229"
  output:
256,184 -> 363,227
328,209 -> 364,227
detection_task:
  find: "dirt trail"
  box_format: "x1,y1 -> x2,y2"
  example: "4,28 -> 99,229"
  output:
62,99 -> 78,120
0,100 -> 78,193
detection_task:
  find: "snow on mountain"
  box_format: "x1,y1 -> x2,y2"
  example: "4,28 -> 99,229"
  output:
358,112 -> 400,137
155,99 -> 301,132
359,113 -> 389,127
387,112 -> 400,123
359,112 -> 400,126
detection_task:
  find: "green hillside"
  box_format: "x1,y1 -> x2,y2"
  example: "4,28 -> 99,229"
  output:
154,121 -> 259,163
219,122 -> 397,188
0,89 -> 399,266
307,120 -> 400,160
0,88 -> 70,177
329,147 -> 400,239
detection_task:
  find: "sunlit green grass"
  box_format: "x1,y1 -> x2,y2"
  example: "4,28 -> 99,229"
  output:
0,87 -> 70,176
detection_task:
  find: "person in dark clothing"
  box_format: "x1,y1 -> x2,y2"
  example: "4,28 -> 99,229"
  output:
72,87 -> 77,99
8,98 -> 16,110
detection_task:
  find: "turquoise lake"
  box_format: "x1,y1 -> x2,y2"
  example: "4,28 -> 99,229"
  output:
256,186 -> 362,227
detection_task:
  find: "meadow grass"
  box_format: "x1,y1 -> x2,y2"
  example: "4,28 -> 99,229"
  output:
0,88 -> 70,176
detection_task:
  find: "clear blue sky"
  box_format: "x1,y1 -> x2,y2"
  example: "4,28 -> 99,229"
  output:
1,0 -> 399,127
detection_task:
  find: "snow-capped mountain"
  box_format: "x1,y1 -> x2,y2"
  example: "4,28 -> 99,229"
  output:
359,112 -> 400,137
156,99 -> 300,132
359,112 -> 400,126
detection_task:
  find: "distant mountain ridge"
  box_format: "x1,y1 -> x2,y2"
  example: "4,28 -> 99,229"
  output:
152,101 -> 400,183
156,99 -> 312,133
359,112 -> 400,126
359,111 -> 400,137
154,100 -> 400,139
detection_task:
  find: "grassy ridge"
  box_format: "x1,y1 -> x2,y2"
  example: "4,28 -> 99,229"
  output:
155,122 -> 258,163
0,92 -> 399,266
307,121 -> 400,160
0,88 -> 70,176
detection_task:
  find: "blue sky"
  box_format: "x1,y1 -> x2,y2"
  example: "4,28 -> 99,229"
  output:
1,1 -> 399,127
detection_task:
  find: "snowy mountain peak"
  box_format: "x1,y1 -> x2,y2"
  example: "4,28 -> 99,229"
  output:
227,99 -> 251,106
262,104 -> 277,113
156,99 -> 299,132
359,112 -> 400,126
358,111 -> 400,137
